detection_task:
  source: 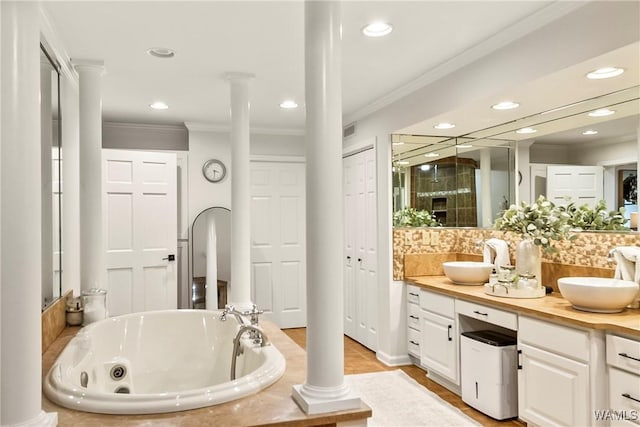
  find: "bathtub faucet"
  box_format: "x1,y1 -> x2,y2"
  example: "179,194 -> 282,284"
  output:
230,325 -> 270,381
220,305 -> 248,326
220,304 -> 264,329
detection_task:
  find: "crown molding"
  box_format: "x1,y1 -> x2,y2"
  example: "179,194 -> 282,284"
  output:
184,121 -> 304,136
103,121 -> 187,132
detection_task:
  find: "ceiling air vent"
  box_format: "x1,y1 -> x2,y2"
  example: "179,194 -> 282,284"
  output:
343,122 -> 357,139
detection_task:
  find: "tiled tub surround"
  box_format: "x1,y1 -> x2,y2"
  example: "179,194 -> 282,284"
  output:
42,290 -> 73,353
394,228 -> 640,289
42,320 -> 372,426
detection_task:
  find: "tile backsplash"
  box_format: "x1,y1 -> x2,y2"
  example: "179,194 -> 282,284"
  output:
394,228 -> 640,289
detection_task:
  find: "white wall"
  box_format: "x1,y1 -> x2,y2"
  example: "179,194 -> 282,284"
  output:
186,126 -> 304,227
572,138 -> 637,167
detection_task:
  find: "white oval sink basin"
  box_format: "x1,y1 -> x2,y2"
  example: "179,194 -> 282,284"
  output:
557,277 -> 639,313
443,261 -> 494,285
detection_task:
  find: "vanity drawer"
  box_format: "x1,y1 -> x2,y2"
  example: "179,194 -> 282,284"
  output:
408,303 -> 421,330
607,335 -> 640,374
455,299 -> 517,330
519,316 -> 589,362
609,368 -> 640,426
420,289 -> 454,318
407,284 -> 420,305
408,328 -> 421,356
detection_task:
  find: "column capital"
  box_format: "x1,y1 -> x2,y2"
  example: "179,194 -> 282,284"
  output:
71,59 -> 105,75
224,72 -> 255,82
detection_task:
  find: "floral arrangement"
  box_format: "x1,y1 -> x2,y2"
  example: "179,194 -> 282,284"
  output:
393,207 -> 442,227
559,199 -> 628,231
494,196 -> 574,252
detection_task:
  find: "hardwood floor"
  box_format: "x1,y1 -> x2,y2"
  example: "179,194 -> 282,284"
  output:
282,328 -> 525,427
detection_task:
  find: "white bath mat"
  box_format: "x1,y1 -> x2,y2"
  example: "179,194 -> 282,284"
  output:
347,370 -> 481,427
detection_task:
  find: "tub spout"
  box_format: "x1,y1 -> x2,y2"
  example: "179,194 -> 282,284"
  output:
230,325 -> 270,381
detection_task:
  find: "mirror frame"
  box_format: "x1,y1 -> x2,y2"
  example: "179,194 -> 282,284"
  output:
41,43 -> 63,310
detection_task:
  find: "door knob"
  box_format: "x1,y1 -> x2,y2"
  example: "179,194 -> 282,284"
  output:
162,254 -> 176,261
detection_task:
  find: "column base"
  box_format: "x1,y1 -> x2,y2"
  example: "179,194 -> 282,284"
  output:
292,380 -> 362,415
8,411 -> 57,427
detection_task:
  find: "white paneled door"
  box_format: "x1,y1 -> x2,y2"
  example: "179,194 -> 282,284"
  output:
102,149 -> 177,316
250,160 -> 306,328
546,165 -> 604,208
344,148 -> 377,350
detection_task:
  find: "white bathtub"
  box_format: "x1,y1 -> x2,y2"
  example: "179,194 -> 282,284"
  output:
44,309 -> 286,414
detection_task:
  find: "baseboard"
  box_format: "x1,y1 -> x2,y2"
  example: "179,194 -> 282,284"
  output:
376,350 -> 411,367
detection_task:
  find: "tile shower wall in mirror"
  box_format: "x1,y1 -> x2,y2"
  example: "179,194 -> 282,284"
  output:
392,134 -> 514,227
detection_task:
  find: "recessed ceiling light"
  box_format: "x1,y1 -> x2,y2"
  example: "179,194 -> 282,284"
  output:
586,67 -> 624,79
149,101 -> 169,110
434,122 -> 455,130
279,100 -> 298,109
492,101 -> 520,110
397,160 -> 410,165
588,108 -> 615,117
392,142 -> 405,146
425,153 -> 440,157
516,127 -> 537,134
362,22 -> 393,37
457,144 -> 473,148
582,130 -> 598,135
147,47 -> 175,59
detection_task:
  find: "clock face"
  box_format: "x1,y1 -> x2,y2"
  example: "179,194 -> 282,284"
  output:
202,159 -> 226,183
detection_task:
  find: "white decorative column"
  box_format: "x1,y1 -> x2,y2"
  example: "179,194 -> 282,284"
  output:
292,1 -> 361,414
226,72 -> 254,310
72,59 -> 105,291
1,2 -> 57,425
480,148 -> 492,227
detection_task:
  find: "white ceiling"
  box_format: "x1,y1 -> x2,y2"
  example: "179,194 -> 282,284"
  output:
41,0 -> 588,132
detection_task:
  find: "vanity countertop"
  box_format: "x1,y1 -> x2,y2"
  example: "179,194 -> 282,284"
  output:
406,275 -> 640,338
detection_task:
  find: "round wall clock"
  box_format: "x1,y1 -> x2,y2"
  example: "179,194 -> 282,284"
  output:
202,159 -> 227,183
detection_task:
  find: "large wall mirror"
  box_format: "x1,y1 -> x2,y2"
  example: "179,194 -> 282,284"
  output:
41,44 -> 62,309
392,85 -> 639,231
191,207 -> 230,309
392,134 -> 515,228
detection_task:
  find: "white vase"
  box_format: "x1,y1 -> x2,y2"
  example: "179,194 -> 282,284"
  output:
515,238 -> 542,285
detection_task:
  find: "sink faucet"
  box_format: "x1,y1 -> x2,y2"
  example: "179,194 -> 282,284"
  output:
230,325 -> 270,380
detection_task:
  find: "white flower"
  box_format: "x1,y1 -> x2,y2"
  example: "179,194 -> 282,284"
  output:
526,223 -> 536,231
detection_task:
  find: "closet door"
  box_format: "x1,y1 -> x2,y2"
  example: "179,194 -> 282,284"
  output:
344,148 -> 377,350
250,160 -> 306,328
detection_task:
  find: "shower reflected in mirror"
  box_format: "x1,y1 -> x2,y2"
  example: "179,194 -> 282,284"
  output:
191,207 -> 230,309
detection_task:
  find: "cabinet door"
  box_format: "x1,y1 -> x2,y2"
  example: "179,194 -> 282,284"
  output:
421,310 -> 458,384
518,342 -> 589,427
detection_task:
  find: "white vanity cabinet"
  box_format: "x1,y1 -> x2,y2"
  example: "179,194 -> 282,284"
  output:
518,316 -> 603,427
419,288 -> 458,385
406,284 -> 421,358
606,334 -> 640,426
